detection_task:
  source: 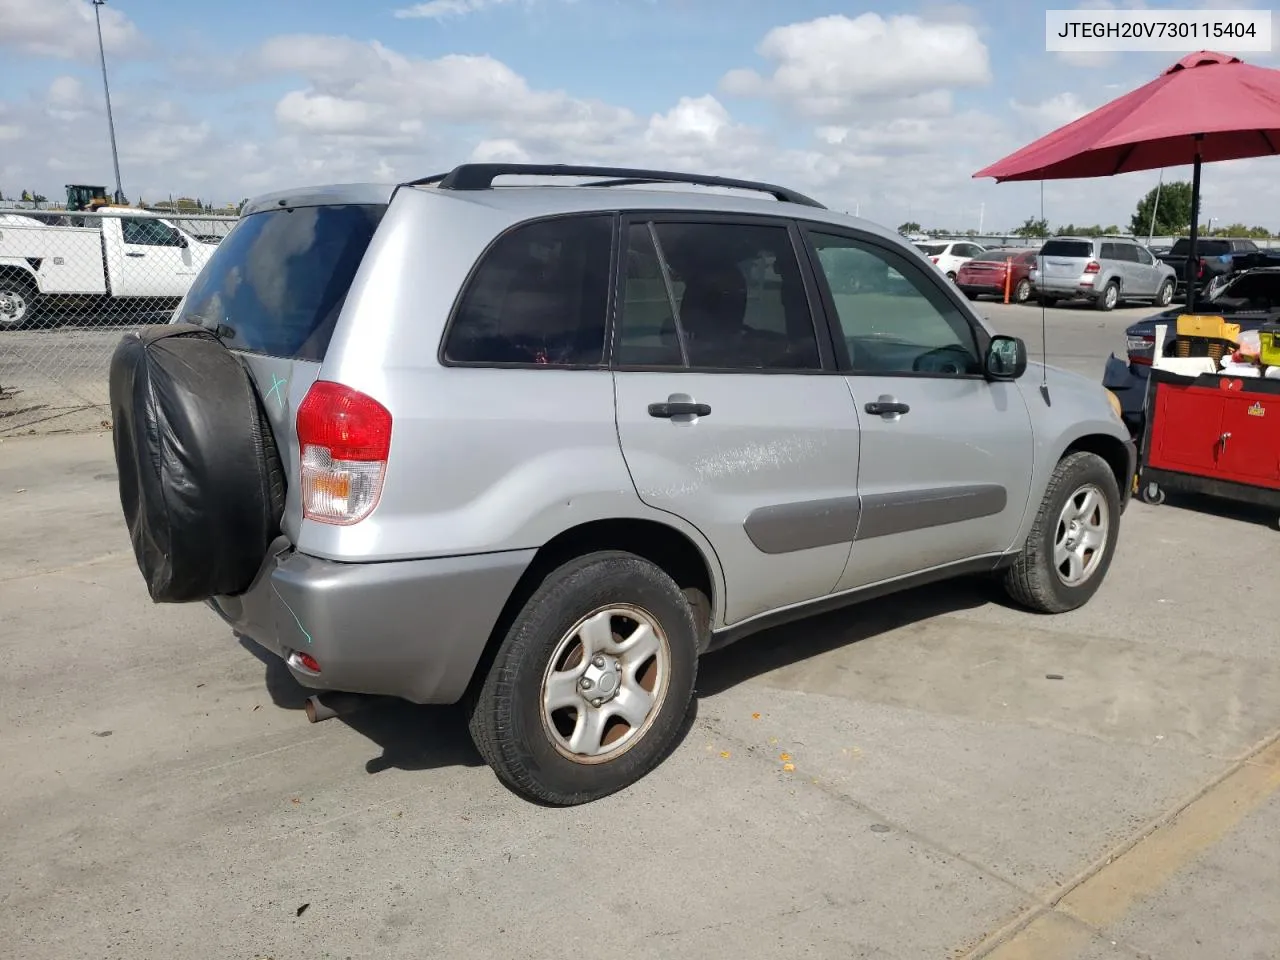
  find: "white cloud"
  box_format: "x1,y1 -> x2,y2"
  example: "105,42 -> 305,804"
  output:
720,13 -> 991,118
1009,92 -> 1091,133
393,0 -> 516,18
0,0 -> 142,60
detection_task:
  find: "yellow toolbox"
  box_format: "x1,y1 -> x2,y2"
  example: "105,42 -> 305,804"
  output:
1261,324 -> 1280,367
1175,314 -> 1240,341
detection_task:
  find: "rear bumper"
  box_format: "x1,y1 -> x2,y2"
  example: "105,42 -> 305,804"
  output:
1036,278 -> 1096,298
208,537 -> 535,704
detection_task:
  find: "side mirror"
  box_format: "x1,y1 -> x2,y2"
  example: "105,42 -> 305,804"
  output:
984,334 -> 1027,380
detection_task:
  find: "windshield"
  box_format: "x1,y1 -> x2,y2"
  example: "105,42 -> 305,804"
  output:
175,203 -> 386,361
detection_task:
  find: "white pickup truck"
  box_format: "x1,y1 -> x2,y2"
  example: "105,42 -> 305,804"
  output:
0,209 -> 220,330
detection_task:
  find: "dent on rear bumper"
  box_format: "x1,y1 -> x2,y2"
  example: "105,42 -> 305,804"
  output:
209,540 -> 535,704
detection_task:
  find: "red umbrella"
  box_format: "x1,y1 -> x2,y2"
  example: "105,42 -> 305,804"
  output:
974,51 -> 1280,310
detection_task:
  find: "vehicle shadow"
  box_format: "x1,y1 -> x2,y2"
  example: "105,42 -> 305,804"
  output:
695,575 -> 1000,698
1154,489 -> 1279,530
237,635 -> 484,772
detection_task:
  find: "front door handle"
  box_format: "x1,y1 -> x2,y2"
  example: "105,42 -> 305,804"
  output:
865,397 -> 910,417
648,401 -> 711,419
125,252 -> 146,258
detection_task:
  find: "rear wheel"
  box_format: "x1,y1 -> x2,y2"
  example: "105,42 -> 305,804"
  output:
0,274 -> 39,331
468,551 -> 698,805
946,270 -> 958,282
1096,281 -> 1120,311
1154,279 -> 1174,307
1003,451 -> 1121,613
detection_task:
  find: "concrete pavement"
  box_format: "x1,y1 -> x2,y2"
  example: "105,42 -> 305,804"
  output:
1,417 -> 1277,959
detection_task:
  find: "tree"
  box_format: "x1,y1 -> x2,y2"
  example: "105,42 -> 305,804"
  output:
897,221 -> 921,235
21,189 -> 32,202
1130,180 -> 1193,236
1014,216 -> 1049,238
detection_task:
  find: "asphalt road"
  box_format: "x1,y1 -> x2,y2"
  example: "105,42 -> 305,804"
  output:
3,361 -> 1278,960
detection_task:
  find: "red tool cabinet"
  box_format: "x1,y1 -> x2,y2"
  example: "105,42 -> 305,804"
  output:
1137,367 -> 1280,515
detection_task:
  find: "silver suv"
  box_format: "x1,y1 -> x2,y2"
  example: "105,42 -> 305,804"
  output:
1032,236 -> 1177,311
108,164 -> 1136,806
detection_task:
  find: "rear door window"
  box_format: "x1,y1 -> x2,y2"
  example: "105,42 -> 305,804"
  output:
1041,240 -> 1093,258
442,214 -> 613,366
176,203 -> 386,361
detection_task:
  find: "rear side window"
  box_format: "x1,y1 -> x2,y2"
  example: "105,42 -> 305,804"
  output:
443,215 -> 613,366
1170,238 -> 1230,257
1041,240 -> 1093,257
176,204 -> 386,362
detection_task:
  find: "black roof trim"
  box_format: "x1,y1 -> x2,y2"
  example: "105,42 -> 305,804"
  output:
413,163 -> 826,209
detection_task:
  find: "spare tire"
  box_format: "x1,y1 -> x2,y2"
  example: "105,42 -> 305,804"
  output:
108,323 -> 285,604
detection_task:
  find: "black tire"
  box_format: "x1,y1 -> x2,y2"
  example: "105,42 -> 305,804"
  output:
1095,281 -> 1120,311
1003,451 -> 1122,614
109,324 -> 285,603
0,273 -> 40,331
1039,296 -> 1059,308
1154,279 -> 1174,307
468,551 -> 698,806
963,290 -> 980,301
1014,278 -> 1032,303
946,271 -> 958,282
1139,480 -> 1165,506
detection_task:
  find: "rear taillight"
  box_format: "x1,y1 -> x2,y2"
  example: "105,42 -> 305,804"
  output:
1083,260 -> 1101,274
930,256 -> 939,264
1197,258 -> 1206,277
1126,334 -> 1155,365
295,381 -> 392,525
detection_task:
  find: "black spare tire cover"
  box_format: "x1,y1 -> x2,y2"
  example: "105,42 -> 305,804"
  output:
108,323 -> 285,603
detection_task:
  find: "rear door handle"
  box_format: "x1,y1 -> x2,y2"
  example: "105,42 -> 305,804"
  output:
648,401 -> 711,418
125,252 -> 146,258
865,398 -> 910,416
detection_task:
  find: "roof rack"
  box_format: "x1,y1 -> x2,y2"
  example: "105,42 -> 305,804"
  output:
407,163 -> 826,209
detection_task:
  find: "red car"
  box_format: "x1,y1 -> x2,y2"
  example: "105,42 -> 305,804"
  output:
956,248 -> 1038,303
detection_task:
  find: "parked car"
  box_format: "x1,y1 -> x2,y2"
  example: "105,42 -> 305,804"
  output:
1031,236 -> 1176,311
1156,236 -> 1280,299
108,163 -> 1135,806
913,239 -> 987,281
955,248 -> 1039,302
0,208 -> 218,330
1102,266 -> 1280,437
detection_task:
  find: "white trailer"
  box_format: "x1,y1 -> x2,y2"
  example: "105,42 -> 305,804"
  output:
0,209 -> 222,329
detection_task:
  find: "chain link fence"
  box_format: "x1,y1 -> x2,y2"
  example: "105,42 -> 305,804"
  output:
0,209 -> 238,436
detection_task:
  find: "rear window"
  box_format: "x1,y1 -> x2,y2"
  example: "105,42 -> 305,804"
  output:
915,243 -> 946,256
1041,240 -> 1093,257
176,203 -> 386,361
1170,238 -> 1230,257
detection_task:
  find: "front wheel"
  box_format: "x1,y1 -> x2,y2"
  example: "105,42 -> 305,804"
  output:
1014,278 -> 1032,303
1003,451 -> 1122,613
468,551 -> 698,805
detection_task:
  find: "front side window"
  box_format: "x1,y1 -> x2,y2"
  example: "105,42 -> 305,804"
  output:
443,215 -> 613,366
810,232 -> 981,377
615,220 -> 821,371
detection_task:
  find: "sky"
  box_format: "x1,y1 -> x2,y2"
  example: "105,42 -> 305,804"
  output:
1,0 -> 1277,232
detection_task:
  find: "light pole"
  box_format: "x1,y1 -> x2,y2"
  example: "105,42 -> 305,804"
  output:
92,0 -> 125,204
